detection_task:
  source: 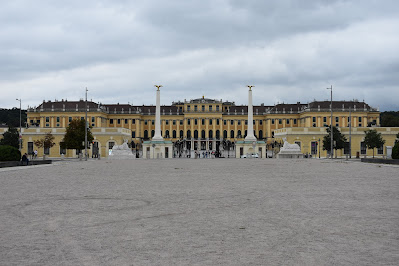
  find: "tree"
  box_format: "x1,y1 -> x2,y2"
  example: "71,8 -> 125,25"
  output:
0,126 -> 19,149
61,119 -> 94,150
395,133 -> 399,145
392,142 -> 399,159
364,129 -> 386,158
34,132 -> 56,155
0,145 -> 21,161
322,126 -> 347,158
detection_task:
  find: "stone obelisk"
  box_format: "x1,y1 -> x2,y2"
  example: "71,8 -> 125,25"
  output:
152,85 -> 164,141
245,85 -> 257,141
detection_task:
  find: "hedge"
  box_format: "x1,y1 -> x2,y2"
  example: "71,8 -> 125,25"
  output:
0,145 -> 21,161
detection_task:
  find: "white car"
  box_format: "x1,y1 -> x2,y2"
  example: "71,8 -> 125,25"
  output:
241,153 -> 259,158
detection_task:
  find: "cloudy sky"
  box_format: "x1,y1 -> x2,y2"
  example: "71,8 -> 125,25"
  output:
1,0 -> 398,111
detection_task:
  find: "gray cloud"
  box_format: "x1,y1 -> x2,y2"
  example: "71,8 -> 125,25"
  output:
1,0 -> 398,111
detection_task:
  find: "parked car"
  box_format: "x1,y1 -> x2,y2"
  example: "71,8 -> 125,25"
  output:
241,153 -> 259,158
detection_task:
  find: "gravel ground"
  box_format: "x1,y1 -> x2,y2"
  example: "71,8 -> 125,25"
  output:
0,159 -> 398,266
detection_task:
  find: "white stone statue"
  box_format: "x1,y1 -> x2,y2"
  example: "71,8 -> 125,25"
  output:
280,138 -> 301,151
109,140 -> 134,159
112,140 -> 130,151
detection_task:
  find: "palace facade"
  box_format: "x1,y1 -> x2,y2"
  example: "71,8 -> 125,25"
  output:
11,96 -> 398,158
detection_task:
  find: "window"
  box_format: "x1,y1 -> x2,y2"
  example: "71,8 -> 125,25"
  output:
44,146 -> 50,155
144,120 -> 148,125
201,130 -> 205,138
272,119 -> 275,124
224,120 -> 227,125
259,120 -> 263,125
361,141 -> 366,154
194,130 -> 198,138
187,105 -> 191,111
110,119 -> 114,124
209,130 -> 213,138
209,119 -> 212,125
180,130 -> 183,138
209,105 -> 213,111
180,120 -> 183,125
187,130 -> 191,138
151,120 -> 154,125
69,117 -> 72,122
295,141 -> 301,149
230,130 -> 234,138
60,142 -> 66,155
279,119 -> 282,125
230,120 -> 234,125
238,130 -> 242,137
165,130 -> 169,138
151,130 -> 155,137
311,141 -> 317,155
223,130 -> 227,138
132,119 -> 136,124
216,105 -> 219,111
202,105 -> 205,111
194,105 -> 198,111
336,117 -> 339,123
358,117 -> 362,123
378,145 -> 384,155
323,117 -> 327,123
216,119 -> 220,125
294,119 -> 297,124
245,120 -> 248,125
173,130 -> 177,138
195,119 -> 198,125
253,120 -> 255,125
259,130 -> 263,139
166,120 -> 169,125
313,117 -> 316,123
238,120 -> 241,125
286,119 -> 290,124
56,117 -> 60,123
117,119 -> 121,124
344,142 -> 350,154
216,130 -> 220,139
202,119 -> 205,125
187,119 -> 191,125
125,119 -> 128,124
173,120 -> 176,125
144,130 -> 148,139
109,141 -> 115,150
46,117 -> 49,123
92,117 -> 95,123
132,131 -> 136,138
81,117 -> 84,121
28,142 -> 33,154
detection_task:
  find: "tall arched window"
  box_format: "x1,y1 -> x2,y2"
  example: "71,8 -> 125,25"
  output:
209,130 -> 213,139
259,130 -> 263,139
201,130 -> 206,138
244,130 -> 247,137
194,130 -> 198,139
173,130 -> 176,138
237,130 -> 242,138
187,130 -> 191,138
144,130 -> 148,139
151,130 -> 155,138
216,130 -> 220,139
230,130 -> 234,138
165,130 -> 169,138
180,130 -> 183,138
223,130 -> 227,138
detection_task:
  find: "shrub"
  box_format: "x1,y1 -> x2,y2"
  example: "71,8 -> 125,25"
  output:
0,145 -> 21,161
392,142 -> 399,159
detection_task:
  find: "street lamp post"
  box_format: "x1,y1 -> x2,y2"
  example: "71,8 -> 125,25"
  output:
85,88 -> 88,161
318,138 -> 321,158
16,98 -> 22,152
327,85 -> 333,159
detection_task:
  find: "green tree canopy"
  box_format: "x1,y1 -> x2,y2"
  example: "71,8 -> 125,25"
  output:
322,126 -> 347,157
34,132 -> 56,149
0,126 -> 19,149
61,119 -> 93,150
364,129 -> 385,158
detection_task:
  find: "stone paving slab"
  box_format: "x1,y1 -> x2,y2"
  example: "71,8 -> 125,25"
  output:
0,159 -> 398,265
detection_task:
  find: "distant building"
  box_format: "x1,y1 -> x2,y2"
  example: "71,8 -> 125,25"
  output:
10,96 -> 398,158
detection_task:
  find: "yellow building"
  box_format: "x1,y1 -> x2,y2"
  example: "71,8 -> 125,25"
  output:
16,97 -> 398,158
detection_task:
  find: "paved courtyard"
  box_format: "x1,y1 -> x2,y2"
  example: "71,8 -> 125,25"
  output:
0,159 -> 398,265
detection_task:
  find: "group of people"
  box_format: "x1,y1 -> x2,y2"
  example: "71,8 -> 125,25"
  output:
21,150 -> 38,166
